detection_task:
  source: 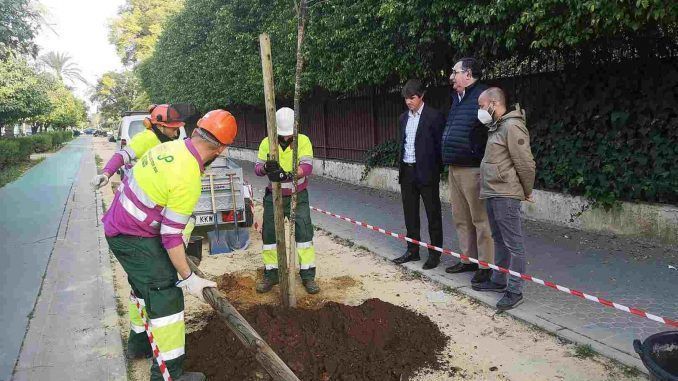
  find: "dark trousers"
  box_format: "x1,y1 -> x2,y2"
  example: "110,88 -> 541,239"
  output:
487,197 -> 526,294
400,164 -> 443,259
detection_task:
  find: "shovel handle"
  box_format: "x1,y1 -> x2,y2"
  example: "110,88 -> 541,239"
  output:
208,174 -> 217,214
228,174 -> 238,228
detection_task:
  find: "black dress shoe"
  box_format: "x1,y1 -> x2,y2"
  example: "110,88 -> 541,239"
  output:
445,262 -> 479,273
422,260 -> 439,270
471,280 -> 507,293
392,251 -> 420,264
471,269 -> 491,284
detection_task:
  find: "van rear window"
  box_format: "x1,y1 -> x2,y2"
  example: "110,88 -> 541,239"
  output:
129,120 -> 146,138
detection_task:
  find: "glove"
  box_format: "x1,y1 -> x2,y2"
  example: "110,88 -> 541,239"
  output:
280,171 -> 294,181
176,272 -> 217,303
267,170 -> 294,182
91,174 -> 109,189
263,160 -> 280,174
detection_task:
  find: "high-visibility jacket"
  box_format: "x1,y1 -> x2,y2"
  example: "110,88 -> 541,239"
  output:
103,139 -> 204,249
103,129 -> 161,176
255,134 -> 313,196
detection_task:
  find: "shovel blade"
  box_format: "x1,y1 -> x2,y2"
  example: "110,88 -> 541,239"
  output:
207,229 -> 233,255
223,227 -> 250,251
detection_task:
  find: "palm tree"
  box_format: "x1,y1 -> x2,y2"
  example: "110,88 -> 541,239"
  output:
40,51 -> 88,86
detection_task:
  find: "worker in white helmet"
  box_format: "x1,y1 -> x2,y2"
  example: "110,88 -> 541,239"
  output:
254,107 -> 319,294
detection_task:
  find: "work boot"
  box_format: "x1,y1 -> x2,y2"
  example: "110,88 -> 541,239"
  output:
496,291 -> 524,311
256,269 -> 279,293
300,268 -> 320,294
302,279 -> 320,294
176,372 -> 206,381
125,351 -> 152,360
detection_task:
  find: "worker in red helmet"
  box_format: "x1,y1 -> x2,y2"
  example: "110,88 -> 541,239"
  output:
92,104 -> 185,189
102,109 -> 237,381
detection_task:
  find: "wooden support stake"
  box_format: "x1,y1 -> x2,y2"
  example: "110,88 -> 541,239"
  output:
259,33 -> 295,308
187,258 -> 299,381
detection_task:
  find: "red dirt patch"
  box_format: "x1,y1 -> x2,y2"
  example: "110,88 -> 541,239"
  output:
185,298 -> 448,380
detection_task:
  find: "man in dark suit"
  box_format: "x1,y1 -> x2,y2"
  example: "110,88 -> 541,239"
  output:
392,79 -> 446,270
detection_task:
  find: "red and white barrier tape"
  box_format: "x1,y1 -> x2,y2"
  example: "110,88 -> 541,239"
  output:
130,291 -> 173,381
309,205 -> 678,328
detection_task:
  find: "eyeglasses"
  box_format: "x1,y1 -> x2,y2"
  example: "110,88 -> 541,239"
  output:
449,69 -> 467,84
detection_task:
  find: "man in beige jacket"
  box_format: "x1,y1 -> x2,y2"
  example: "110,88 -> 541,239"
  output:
471,87 -> 536,312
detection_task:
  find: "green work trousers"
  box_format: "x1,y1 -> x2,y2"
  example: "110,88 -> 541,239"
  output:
107,235 -> 185,381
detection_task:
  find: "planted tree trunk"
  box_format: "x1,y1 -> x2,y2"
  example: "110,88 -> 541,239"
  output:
259,33 -> 295,308
287,0 -> 308,303
186,258 -> 300,381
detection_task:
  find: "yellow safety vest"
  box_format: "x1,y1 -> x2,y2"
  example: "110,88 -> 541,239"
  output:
257,134 -> 314,171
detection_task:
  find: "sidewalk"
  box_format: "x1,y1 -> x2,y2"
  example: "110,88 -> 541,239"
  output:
235,158 -> 678,372
11,137 -> 125,380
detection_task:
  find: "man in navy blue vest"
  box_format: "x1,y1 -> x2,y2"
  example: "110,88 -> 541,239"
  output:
441,58 -> 495,285
392,79 -> 446,270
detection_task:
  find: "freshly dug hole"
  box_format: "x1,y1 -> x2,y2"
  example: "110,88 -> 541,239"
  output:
185,298 -> 448,380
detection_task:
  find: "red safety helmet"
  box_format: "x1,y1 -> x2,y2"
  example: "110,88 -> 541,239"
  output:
143,104 -> 185,129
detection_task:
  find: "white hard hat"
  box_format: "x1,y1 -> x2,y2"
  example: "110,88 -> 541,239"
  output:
275,107 -> 294,136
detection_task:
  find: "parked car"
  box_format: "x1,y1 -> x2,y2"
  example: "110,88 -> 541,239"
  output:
84,128 -> 95,135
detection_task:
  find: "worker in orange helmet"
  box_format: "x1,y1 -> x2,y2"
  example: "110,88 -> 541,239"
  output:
102,109 -> 237,381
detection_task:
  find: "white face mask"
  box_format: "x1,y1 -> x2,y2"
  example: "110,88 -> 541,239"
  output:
477,107 -> 494,125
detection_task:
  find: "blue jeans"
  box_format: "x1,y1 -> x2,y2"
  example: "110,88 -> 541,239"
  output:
487,198 -> 526,294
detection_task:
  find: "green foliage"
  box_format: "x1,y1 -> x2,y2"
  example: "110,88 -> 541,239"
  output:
91,70 -> 149,129
39,83 -> 87,129
529,61 -> 678,207
360,139 -> 399,181
0,0 -> 41,58
108,0 -> 185,65
30,134 -> 52,153
0,131 -> 72,170
140,0 -> 678,107
573,344 -> 595,359
0,56 -> 51,125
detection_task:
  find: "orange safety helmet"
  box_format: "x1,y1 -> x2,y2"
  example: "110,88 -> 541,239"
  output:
196,109 -> 238,145
143,104 -> 185,129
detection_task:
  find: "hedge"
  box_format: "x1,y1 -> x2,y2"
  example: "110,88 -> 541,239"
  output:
0,131 -> 73,171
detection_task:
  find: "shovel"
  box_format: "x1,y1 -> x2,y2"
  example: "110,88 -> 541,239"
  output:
207,174 -> 233,255
223,174 -> 250,250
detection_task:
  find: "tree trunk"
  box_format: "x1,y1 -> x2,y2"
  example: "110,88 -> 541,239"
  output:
287,0 -> 308,303
4,124 -> 14,138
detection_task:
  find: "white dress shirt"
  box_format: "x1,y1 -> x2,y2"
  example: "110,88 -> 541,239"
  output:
403,102 -> 424,164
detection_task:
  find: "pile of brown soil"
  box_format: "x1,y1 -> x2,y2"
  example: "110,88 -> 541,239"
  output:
185,298 -> 448,380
